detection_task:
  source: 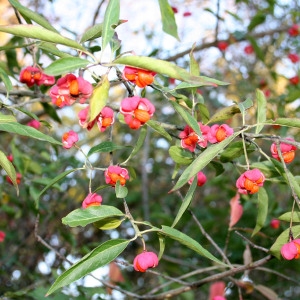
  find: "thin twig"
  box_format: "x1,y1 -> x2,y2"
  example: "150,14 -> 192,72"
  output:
174,185 -> 233,267
234,231 -> 269,253
166,26 -> 290,61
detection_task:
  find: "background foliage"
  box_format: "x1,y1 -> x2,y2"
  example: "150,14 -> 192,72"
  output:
0,0 -> 299,299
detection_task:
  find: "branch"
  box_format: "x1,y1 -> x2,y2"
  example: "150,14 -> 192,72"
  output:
166,26 -> 290,61
139,255 -> 273,299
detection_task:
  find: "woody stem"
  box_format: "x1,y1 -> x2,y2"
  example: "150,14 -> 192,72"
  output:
123,198 -> 146,250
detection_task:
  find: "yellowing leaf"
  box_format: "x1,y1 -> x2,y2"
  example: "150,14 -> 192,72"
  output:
88,75 -> 110,123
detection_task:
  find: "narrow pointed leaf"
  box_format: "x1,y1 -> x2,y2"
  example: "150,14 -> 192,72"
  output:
255,89 -> 267,134
0,66 -> 12,97
247,36 -> 265,62
220,141 -> 255,163
238,98 -> 253,113
38,42 -> 73,58
0,25 -> 86,51
46,239 -> 129,296
102,0 -> 120,51
80,20 -> 126,43
161,226 -> 227,266
123,126 -> 147,164
189,44 -> 200,76
0,113 -> 16,123
264,118 -> 300,128
115,180 -> 128,198
38,169 -> 78,200
88,141 -> 127,157
278,211 -> 300,223
247,12 -> 266,31
169,146 -> 193,165
0,122 -> 62,145
252,187 -> 268,236
0,150 -> 18,194
172,177 -> 197,228
62,205 -> 124,227
170,101 -> 201,136
271,158 -> 300,202
158,234 -> 166,260
80,23 -> 103,43
43,57 -> 90,76
270,225 -> 300,259
146,120 -> 172,141
113,55 -> 228,86
88,75 -> 110,123
207,104 -> 240,124
8,0 -> 58,32
158,0 -> 179,40
94,217 -> 124,230
171,130 -> 242,191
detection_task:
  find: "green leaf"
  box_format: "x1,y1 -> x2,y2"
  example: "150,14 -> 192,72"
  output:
113,55 -> 228,86
264,118 -> 300,128
169,146 -> 193,165
278,211 -> 300,223
0,150 -> 18,194
38,42 -> 73,58
8,0 -> 58,32
0,25 -> 86,52
160,225 -> 227,266
170,101 -> 201,137
171,130 -> 242,191
172,177 -> 197,228
80,20 -> 126,43
88,141 -> 127,157
158,0 -> 179,40
207,104 -> 240,124
251,161 -> 280,178
43,57 -> 90,76
158,234 -> 166,260
115,180 -> 128,198
14,106 -> 39,120
94,217 -> 124,230
146,120 -> 172,141
255,89 -> 267,134
174,77 -> 229,89
210,161 -> 225,176
102,0 -> 120,51
46,239 -> 129,296
0,66 -> 12,97
270,225 -> 300,259
88,75 -> 110,123
0,113 -> 16,123
38,169 -> 78,200
189,44 -> 200,76
62,205 -> 124,227
252,187 -> 268,236
220,141 -> 255,163
270,158 -> 300,201
80,23 -> 103,43
247,36 -> 265,62
122,126 -> 148,164
0,122 -> 62,145
248,12 -> 266,31
196,103 -> 210,124
41,102 -> 62,124
238,98 -> 253,113
286,89 -> 300,103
